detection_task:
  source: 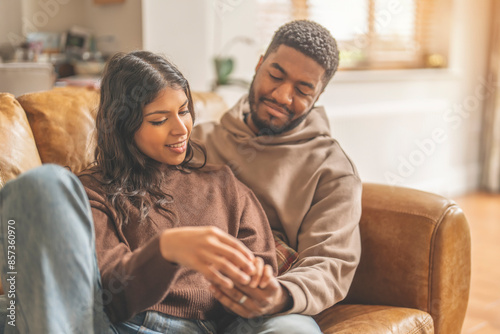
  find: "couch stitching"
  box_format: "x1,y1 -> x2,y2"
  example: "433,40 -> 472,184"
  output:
427,205 -> 456,324
364,208 -> 437,224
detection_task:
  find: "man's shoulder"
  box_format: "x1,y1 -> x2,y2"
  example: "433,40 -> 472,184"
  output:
192,121 -> 219,141
309,137 -> 360,179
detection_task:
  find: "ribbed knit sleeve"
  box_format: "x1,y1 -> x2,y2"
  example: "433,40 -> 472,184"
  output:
235,185 -> 278,275
82,180 -> 181,324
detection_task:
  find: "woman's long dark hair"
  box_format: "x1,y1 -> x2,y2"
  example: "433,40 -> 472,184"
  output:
92,51 -> 206,226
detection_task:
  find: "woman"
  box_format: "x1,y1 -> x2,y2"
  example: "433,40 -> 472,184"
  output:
0,51 -> 276,334
80,50 -> 278,332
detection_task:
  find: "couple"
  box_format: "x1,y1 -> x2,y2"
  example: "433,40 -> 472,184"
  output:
0,20 -> 362,333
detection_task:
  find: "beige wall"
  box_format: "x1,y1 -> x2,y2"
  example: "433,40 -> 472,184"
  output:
0,0 -> 141,55
0,1 -> 23,47
84,0 -> 142,53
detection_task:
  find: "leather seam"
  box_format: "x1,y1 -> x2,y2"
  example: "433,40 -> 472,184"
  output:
364,205 -> 455,224
427,204 -> 456,317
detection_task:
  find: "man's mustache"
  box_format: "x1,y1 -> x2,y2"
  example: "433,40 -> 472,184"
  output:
259,97 -> 293,118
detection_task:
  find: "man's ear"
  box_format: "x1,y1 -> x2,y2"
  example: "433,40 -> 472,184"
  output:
313,83 -> 326,107
255,55 -> 264,72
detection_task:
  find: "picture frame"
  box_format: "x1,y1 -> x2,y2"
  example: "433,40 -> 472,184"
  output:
61,26 -> 91,54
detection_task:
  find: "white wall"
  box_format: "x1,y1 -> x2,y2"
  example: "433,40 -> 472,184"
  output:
142,0 -> 215,91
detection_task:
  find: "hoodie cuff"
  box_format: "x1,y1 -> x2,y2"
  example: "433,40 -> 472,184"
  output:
275,279 -> 307,315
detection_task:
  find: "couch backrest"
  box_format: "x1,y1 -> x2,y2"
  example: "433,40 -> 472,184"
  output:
17,86 -> 100,176
0,87 -> 227,187
0,93 -> 42,187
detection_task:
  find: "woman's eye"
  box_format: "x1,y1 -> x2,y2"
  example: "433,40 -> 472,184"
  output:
150,119 -> 167,126
179,110 -> 190,116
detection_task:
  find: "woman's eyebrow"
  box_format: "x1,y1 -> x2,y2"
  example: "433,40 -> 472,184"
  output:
145,99 -> 188,117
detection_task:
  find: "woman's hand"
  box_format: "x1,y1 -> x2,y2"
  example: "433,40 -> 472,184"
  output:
160,226 -> 256,289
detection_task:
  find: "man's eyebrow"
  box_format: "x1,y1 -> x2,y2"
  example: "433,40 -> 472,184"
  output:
271,62 -> 286,75
145,99 -> 188,117
270,63 -> 315,90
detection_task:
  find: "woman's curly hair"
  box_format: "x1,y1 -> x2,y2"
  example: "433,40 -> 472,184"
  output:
89,51 -> 206,226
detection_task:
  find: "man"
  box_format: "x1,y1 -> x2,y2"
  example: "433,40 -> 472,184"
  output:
192,20 -> 362,331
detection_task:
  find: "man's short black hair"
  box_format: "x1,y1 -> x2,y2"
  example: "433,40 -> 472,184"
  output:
263,20 -> 339,88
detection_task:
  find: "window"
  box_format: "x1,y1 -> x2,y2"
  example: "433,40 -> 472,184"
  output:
256,0 -> 452,70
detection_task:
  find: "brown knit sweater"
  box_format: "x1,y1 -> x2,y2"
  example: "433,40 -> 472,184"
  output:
78,165 -> 277,324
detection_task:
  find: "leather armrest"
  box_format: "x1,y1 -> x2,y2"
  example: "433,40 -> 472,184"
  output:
342,183 -> 471,333
315,304 -> 434,334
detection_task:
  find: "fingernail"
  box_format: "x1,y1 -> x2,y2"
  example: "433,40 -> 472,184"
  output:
242,274 -> 251,284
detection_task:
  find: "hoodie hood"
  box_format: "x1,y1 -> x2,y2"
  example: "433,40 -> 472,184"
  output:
220,95 -> 332,145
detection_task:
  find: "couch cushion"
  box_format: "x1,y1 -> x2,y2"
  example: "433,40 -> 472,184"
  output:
17,87 -> 99,174
0,93 -> 42,187
314,304 -> 434,334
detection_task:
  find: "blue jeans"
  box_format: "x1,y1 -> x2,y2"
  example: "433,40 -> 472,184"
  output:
0,165 -> 321,333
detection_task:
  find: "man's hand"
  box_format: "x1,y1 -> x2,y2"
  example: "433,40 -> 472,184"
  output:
209,261 -> 292,318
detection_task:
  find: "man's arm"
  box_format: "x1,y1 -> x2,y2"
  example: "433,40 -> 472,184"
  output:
211,173 -> 362,317
278,173 -> 362,315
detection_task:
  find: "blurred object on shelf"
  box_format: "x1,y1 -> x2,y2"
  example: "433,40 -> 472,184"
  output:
0,43 -> 16,63
0,62 -> 55,96
14,42 -> 41,62
55,75 -> 101,90
61,26 -> 92,60
27,32 -> 63,54
425,53 -> 447,68
212,36 -> 254,90
73,61 -> 105,76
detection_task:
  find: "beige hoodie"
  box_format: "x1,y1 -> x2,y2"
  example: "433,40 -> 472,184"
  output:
191,95 -> 362,315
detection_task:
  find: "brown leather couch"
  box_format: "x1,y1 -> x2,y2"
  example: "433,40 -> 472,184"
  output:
0,87 -> 471,333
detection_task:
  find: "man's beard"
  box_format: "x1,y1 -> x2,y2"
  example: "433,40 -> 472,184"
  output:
247,79 -> 312,136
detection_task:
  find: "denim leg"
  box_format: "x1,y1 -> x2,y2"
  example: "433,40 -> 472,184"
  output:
114,311 -> 218,334
0,165 -> 112,334
223,314 -> 322,334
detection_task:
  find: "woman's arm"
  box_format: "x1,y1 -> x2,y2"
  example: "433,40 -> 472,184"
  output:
92,208 -> 180,324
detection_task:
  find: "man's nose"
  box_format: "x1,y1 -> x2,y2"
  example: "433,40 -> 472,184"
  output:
271,82 -> 293,106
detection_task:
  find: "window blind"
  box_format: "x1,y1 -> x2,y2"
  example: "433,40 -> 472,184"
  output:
256,0 -> 450,70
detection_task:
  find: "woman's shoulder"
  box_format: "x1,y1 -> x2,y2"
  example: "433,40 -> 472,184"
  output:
77,167 -> 106,192
190,163 -> 236,180
187,163 -> 252,196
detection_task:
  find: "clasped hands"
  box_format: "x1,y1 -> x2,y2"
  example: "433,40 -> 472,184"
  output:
160,226 -> 291,318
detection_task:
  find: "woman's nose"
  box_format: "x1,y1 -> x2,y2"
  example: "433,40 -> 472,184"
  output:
170,115 -> 188,136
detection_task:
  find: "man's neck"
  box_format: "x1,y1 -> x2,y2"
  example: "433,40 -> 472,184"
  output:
243,112 -> 259,135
